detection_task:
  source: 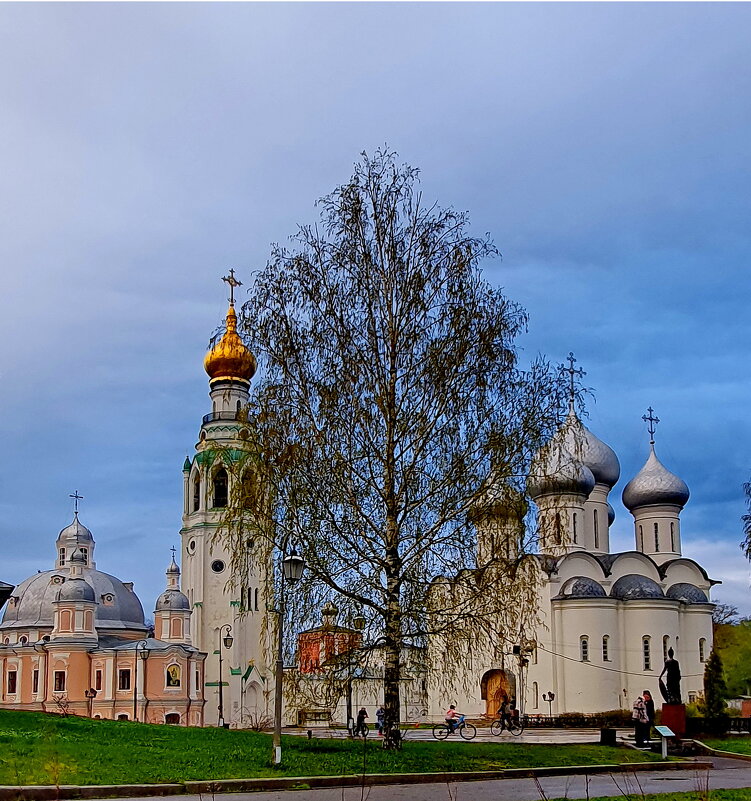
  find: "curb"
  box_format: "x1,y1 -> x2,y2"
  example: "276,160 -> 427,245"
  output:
691,739 -> 751,763
0,760 -> 711,800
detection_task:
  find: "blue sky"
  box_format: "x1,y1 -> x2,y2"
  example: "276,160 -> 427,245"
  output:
1,3 -> 750,615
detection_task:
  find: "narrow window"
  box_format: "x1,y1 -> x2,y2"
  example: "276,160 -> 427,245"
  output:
59,548 -> 66,566
594,509 -> 600,549
670,522 -> 675,551
554,512 -> 562,545
193,474 -> 201,512
118,669 -> 131,691
254,588 -> 259,611
572,513 -> 578,544
532,681 -> 539,709
699,638 -> 706,662
84,610 -> 93,630
54,671 -> 66,692
170,618 -> 183,639
32,669 -> 39,694
80,547 -> 89,565
602,635 -> 610,662
654,522 -> 659,552
7,670 -> 17,694
643,637 -> 651,671
242,471 -> 257,510
60,610 -> 72,631
236,400 -> 241,413
213,468 -> 228,508
663,635 -> 670,664
95,670 -> 102,691
195,670 -> 200,690
580,635 -> 589,662
638,525 -> 644,551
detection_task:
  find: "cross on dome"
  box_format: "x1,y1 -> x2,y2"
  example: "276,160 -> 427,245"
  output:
560,352 -> 586,408
642,406 -> 660,444
69,490 -> 84,515
222,269 -> 242,305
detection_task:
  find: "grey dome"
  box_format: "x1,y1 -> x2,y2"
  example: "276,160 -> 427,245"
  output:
470,478 -> 528,521
666,583 -> 708,603
611,574 -> 665,600
607,503 -> 616,526
622,446 -> 689,511
528,440 -> 596,500
558,576 -> 607,599
1,567 -> 146,632
562,412 -> 620,488
56,513 -> 94,544
56,577 -> 95,603
155,589 -> 190,611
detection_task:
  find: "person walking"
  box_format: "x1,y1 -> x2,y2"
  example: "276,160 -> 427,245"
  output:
632,692 -> 649,747
376,705 -> 385,736
497,698 -> 510,731
643,690 -> 656,742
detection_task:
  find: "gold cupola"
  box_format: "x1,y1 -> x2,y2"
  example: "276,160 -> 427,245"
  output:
203,302 -> 257,384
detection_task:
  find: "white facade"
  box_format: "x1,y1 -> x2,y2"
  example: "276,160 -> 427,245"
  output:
428,406 -> 715,719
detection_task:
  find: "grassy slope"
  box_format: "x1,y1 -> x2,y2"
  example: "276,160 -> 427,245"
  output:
0,709 -> 661,786
704,737 -> 751,756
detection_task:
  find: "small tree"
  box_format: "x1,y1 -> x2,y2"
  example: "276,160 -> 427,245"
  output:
743,480 -> 751,561
702,648 -> 728,724
223,149 -> 566,748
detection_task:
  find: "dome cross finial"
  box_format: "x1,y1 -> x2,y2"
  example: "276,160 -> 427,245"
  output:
560,352 -> 586,410
69,490 -> 84,515
642,406 -> 660,445
222,269 -> 242,305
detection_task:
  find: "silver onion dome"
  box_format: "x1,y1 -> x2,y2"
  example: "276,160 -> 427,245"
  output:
622,445 -> 690,511
56,513 -> 94,544
561,411 -> 620,488
155,589 -> 190,611
528,439 -> 596,500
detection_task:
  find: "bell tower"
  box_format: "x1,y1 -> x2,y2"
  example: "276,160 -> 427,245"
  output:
180,273 -> 271,727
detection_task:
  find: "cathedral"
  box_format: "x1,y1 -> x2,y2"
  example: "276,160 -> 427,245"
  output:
0,282 -> 716,727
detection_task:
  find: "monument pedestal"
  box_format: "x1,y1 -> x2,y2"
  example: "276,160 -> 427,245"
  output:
660,703 -> 686,738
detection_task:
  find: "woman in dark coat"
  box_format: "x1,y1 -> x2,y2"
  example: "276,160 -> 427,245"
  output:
643,690 -> 656,742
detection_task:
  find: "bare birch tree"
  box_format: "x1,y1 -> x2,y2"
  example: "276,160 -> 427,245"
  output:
221,149 -> 567,747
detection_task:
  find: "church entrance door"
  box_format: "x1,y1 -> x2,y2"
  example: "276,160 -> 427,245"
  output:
480,669 -> 516,718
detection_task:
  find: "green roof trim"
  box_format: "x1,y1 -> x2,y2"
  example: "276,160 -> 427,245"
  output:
183,456 -> 192,472
229,668 -> 242,675
230,600 -> 241,607
204,681 -> 229,687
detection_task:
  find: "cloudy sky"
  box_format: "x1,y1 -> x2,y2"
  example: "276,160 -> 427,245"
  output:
1,3 -> 750,616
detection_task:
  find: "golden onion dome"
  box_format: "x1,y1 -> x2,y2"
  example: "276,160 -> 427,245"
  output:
203,303 -> 257,383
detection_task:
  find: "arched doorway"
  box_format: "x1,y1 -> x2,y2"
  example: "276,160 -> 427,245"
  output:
480,670 -> 516,717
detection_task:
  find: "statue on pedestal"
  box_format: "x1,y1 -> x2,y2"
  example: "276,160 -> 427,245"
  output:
659,647 -> 682,704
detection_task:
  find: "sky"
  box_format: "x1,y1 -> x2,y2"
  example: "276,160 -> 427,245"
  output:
1,3 -> 750,617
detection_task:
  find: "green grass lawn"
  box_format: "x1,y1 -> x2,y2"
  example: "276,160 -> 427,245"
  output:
704,736 -> 751,756
550,793 -> 750,801
0,709 -> 663,786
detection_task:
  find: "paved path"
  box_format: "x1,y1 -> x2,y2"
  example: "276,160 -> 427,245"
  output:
287,726 -> 614,744
109,756 -> 751,801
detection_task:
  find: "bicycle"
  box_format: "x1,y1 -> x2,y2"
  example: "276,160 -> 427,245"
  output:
490,716 -> 524,736
432,714 -> 477,741
351,722 -> 369,737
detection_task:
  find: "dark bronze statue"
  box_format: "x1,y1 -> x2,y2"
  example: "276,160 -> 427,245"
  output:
659,647 -> 682,704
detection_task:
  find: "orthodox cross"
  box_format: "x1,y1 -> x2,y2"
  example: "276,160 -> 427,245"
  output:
170,545 -> 177,560
222,269 -> 242,305
69,490 -> 84,514
642,406 -> 660,444
561,352 -> 586,404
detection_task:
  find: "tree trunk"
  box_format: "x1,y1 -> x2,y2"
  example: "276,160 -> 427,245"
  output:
382,571 -> 402,749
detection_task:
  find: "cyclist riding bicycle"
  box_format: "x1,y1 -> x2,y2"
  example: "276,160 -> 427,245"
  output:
445,704 -> 461,733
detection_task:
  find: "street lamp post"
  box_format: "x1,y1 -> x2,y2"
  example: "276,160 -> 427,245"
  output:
542,691 -> 555,719
133,640 -> 149,722
345,612 -> 366,734
273,548 -> 305,765
217,624 -> 233,728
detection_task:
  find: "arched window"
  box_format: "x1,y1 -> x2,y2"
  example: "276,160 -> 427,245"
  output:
554,512 -> 562,545
654,522 -> 660,552
572,513 -> 578,544
663,635 -> 670,663
643,636 -> 652,670
165,712 -> 181,725
236,400 -> 241,413
242,471 -> 258,510
699,638 -> 706,662
593,509 -> 599,549
84,610 -> 93,630
213,467 -> 228,508
670,522 -> 675,551
602,635 -> 610,662
580,635 -> 589,662
193,474 -> 201,512
166,664 -> 181,688
638,525 -> 644,551
532,681 -> 539,709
